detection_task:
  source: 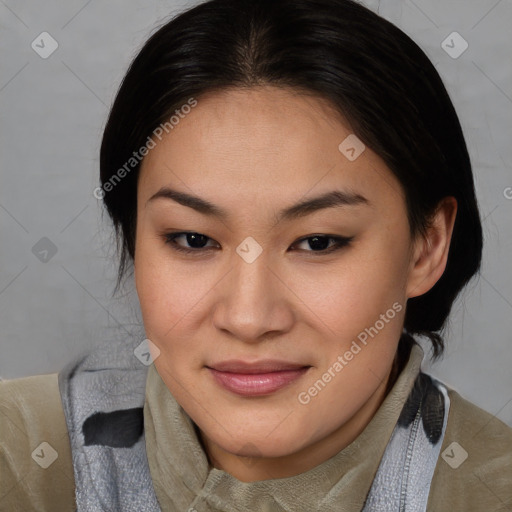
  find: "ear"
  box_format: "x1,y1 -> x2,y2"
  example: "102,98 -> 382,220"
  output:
406,197 -> 458,299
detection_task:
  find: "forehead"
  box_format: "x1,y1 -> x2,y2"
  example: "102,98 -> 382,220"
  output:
138,86 -> 404,213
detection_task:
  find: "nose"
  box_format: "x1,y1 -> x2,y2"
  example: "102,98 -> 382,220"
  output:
212,248 -> 294,343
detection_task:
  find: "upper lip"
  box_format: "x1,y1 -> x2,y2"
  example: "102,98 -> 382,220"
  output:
207,360 -> 311,374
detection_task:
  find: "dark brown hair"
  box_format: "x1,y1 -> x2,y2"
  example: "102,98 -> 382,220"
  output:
99,0 -> 483,360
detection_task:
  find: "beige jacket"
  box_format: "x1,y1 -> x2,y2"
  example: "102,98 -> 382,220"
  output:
1,347 -> 511,511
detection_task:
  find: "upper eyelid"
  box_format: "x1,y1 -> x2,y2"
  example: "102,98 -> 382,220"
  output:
164,232 -> 219,252
165,231 -> 347,242
164,231 -> 352,250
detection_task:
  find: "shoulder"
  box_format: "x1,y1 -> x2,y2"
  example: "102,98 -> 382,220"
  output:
0,373 -> 76,511
428,384 -> 512,511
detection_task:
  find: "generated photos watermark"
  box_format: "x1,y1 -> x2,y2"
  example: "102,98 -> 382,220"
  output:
298,301 -> 403,405
93,97 -> 198,200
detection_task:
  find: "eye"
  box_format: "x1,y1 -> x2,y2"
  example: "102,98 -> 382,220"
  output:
163,232 -> 219,254
291,234 -> 354,254
162,231 -> 353,256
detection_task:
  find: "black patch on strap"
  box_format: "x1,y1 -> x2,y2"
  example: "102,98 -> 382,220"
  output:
397,372 -> 445,445
82,407 -> 144,448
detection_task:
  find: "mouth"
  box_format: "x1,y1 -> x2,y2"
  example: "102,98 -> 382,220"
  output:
206,360 -> 312,396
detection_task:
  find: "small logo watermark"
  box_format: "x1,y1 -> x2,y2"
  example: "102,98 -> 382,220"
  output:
31,237 -> 58,263
338,134 -> 365,161
134,338 -> 161,366
31,32 -> 59,59
31,441 -> 58,468
441,441 -> 468,469
441,32 -> 468,59
236,236 -> 263,263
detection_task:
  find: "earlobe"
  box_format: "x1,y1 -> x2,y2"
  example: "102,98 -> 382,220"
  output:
406,197 -> 458,299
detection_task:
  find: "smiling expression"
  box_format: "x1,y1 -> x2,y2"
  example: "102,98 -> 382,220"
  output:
134,85 -> 451,481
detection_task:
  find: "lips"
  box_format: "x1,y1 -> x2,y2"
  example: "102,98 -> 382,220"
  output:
206,360 -> 311,396
208,359 -> 309,373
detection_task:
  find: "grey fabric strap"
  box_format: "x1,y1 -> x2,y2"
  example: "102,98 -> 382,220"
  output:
58,339 -> 448,512
362,377 -> 450,512
58,338 -> 162,512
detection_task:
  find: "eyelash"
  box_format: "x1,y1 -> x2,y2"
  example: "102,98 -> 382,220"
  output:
162,232 -> 354,256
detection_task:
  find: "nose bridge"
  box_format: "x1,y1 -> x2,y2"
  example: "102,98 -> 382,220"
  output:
233,250 -> 271,299
213,246 -> 289,341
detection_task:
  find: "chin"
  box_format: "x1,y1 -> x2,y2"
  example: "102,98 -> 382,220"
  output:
203,420 -> 312,459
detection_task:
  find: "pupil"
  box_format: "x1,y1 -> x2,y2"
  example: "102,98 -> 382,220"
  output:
309,236 -> 329,251
187,233 -> 208,248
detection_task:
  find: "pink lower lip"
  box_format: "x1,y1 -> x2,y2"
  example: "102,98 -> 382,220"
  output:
208,367 -> 310,396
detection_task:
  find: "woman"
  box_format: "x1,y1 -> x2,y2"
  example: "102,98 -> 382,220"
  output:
1,0 -> 511,510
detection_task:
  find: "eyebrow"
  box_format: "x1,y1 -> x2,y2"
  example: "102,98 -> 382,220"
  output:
146,186 -> 369,222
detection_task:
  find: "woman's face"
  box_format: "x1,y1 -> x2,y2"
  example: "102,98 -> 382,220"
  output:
134,86 -> 438,479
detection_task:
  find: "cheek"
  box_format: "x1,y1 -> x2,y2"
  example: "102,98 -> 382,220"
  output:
135,236 -> 187,337
292,241 -> 409,338
135,263 -> 204,397
134,237 -> 218,361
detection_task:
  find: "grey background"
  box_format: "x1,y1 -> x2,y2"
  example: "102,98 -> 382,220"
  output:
1,0 -> 511,427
